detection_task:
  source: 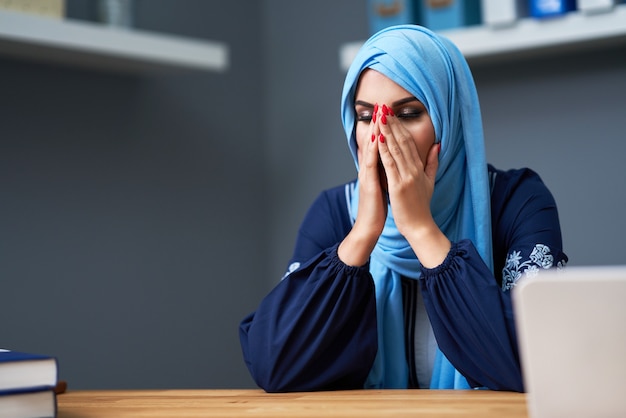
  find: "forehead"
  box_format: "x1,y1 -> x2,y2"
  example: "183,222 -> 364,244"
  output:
354,69 -> 413,103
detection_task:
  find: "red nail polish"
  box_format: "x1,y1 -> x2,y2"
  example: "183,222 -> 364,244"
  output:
381,114 -> 387,125
374,104 -> 379,114
379,133 -> 385,143
372,134 -> 376,142
382,104 -> 389,116
373,112 -> 377,123
388,107 -> 395,117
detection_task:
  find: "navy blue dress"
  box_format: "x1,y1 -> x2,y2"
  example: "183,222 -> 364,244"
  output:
240,165 -> 568,392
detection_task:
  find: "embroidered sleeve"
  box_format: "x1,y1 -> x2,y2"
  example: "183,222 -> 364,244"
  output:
501,244 -> 567,291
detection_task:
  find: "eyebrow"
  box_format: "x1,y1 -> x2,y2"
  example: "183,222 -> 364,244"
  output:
354,96 -> 420,108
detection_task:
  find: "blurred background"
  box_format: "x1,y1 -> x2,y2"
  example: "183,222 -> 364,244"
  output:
1,0 -> 625,389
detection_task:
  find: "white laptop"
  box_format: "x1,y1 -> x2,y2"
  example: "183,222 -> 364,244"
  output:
513,266 -> 626,418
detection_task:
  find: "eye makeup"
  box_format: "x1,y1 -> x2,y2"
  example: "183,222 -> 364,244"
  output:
354,96 -> 427,125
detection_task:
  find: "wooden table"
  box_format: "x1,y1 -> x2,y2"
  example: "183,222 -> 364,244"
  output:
57,389 -> 528,417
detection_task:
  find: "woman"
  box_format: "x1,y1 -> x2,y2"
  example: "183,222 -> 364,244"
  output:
239,25 -> 567,393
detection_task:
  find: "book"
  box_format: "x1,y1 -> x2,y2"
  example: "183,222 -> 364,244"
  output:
0,0 -> 65,19
418,0 -> 482,31
528,0 -> 576,18
480,0 -> 528,26
0,349 -> 58,393
577,0 -> 617,13
0,389 -> 56,418
368,0 -> 420,35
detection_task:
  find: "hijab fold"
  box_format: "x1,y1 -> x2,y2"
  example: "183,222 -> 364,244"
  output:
340,25 -> 493,389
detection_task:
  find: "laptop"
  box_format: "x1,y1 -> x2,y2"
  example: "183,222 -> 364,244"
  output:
513,266 -> 626,418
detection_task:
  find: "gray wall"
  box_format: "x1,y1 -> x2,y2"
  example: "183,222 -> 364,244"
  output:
2,0 -> 625,390
1,0 -> 267,389
473,49 -> 626,267
265,0 -> 369,281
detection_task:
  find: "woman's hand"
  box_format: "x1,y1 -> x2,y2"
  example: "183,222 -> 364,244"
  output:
377,104 -> 450,268
338,105 -> 388,267
376,104 -> 438,235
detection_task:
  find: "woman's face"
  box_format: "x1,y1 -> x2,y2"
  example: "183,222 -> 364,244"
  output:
354,69 -> 436,169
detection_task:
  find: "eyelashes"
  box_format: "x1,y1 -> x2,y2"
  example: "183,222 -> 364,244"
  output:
396,110 -> 424,119
355,109 -> 424,123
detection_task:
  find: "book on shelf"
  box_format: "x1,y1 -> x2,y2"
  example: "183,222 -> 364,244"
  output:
0,349 -> 58,393
418,0 -> 482,31
367,0 -> 420,35
0,0 -> 65,19
528,0 -> 576,18
0,388 -> 56,418
480,0 -> 528,26
577,0 -> 618,13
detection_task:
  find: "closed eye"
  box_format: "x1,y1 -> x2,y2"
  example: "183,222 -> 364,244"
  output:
356,112 -> 373,123
355,103 -> 374,123
396,109 -> 424,119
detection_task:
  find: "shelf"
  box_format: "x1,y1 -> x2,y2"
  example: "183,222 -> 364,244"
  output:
340,4 -> 626,70
0,9 -> 229,73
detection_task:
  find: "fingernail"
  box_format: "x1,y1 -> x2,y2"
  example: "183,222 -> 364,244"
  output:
381,114 -> 387,125
382,104 -> 389,116
374,103 -> 379,114
373,112 -> 377,123
379,133 -> 385,143
388,107 -> 394,116
371,134 -> 376,142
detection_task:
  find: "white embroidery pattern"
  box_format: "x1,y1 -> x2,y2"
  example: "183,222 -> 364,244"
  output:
281,262 -> 301,280
501,244 -> 566,291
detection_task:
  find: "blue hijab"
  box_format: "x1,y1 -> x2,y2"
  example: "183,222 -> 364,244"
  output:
340,25 -> 493,389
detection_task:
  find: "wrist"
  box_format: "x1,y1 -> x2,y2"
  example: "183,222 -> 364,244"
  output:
404,221 -> 451,269
338,226 -> 379,267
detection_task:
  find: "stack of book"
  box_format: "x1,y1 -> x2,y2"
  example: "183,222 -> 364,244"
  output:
367,0 -> 624,34
367,0 -> 483,33
0,349 -> 59,418
481,0 -> 620,27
